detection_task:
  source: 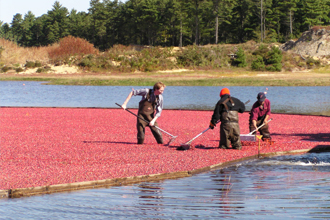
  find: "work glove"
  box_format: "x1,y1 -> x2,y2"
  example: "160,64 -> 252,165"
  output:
209,121 -> 216,129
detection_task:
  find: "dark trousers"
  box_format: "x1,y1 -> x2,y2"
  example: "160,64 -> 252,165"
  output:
249,119 -> 271,140
219,122 -> 241,149
137,114 -> 163,144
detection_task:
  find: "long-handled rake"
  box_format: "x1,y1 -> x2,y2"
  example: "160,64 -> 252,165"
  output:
177,126 -> 215,150
177,100 -> 250,151
115,103 -> 178,146
240,118 -> 273,141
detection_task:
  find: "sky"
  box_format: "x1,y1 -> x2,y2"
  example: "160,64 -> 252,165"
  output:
0,0 -> 91,24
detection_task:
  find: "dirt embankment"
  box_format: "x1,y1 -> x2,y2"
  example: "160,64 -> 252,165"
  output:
281,27 -> 330,64
1,27 -> 330,77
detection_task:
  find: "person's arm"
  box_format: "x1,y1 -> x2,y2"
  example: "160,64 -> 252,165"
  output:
252,119 -> 258,131
264,115 -> 270,125
250,104 -> 259,131
149,116 -> 158,126
150,95 -> 163,126
263,99 -> 271,125
210,102 -> 221,129
122,90 -> 134,109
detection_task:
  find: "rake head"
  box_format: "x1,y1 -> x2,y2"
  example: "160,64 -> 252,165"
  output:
240,134 -> 256,141
166,136 -> 178,146
176,143 -> 191,151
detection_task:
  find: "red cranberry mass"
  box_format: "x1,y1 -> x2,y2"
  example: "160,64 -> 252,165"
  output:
0,108 -> 329,189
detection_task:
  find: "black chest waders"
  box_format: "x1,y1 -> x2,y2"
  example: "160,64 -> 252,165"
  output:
218,97 -> 242,150
136,90 -> 163,144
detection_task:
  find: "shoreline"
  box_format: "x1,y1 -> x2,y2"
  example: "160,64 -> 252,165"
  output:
2,148 -> 323,199
1,108 -> 330,198
1,69 -> 330,86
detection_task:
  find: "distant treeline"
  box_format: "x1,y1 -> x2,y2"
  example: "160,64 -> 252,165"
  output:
1,0 -> 330,50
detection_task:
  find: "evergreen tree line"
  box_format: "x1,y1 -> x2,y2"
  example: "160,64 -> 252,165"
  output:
1,0 -> 330,50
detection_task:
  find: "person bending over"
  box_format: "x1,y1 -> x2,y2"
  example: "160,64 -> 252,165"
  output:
249,92 -> 271,141
122,82 -> 165,144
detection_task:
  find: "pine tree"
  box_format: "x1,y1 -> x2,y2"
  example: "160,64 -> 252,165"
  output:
45,1 -> 70,44
21,11 -> 36,46
11,13 -> 24,43
231,0 -> 254,43
89,0 -> 109,49
212,0 -> 233,44
234,47 -> 247,67
30,16 -> 47,46
278,0 -> 298,39
302,0 -> 330,29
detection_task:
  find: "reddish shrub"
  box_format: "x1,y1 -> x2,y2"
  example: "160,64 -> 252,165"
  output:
48,36 -> 99,61
311,26 -> 330,32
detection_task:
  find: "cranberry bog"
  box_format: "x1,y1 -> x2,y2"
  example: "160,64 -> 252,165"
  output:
1,108 -> 329,198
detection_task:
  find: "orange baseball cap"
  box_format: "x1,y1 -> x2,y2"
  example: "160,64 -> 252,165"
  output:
220,88 -> 230,97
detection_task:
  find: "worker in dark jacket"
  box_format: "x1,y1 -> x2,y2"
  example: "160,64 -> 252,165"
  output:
249,92 -> 271,141
209,88 -> 246,150
122,82 -> 165,144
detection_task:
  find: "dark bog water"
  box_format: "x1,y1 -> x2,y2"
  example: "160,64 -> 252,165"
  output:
1,152 -> 330,219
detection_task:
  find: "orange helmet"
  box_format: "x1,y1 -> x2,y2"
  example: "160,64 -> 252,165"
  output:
220,88 -> 230,97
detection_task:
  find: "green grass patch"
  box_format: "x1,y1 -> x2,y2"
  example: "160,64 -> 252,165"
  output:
2,68 -> 330,86
2,75 -> 328,86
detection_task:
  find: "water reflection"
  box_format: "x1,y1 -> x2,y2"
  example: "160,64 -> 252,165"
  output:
1,152 -> 330,218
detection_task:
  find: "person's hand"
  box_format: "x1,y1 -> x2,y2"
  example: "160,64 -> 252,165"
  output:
150,116 -> 158,127
121,103 -> 127,110
209,121 -> 216,129
149,118 -> 156,126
